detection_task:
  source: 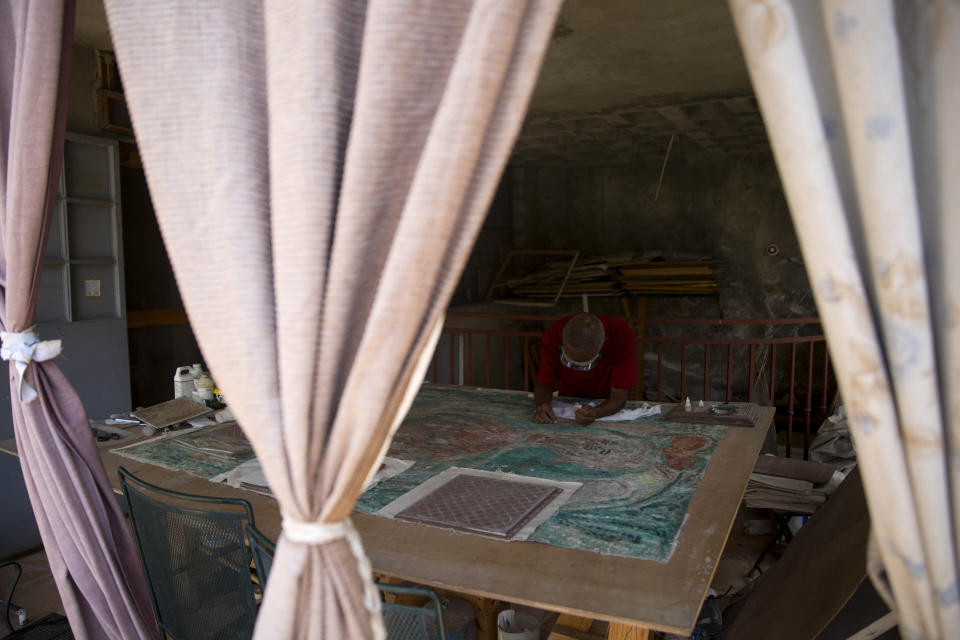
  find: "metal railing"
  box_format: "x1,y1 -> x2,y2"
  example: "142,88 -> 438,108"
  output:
429,312 -> 835,459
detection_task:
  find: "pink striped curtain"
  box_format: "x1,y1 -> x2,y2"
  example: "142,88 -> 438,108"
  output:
730,1 -> 960,637
104,1 -> 561,637
0,1 -> 158,638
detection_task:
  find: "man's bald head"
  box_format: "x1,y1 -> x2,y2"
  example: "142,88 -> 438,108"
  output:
562,314 -> 605,356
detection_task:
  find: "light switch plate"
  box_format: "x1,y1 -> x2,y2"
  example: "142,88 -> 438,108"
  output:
84,278 -> 101,297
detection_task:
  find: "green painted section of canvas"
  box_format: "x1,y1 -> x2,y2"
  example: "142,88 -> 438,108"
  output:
117,385 -> 726,562
358,386 -> 726,562
114,423 -> 254,477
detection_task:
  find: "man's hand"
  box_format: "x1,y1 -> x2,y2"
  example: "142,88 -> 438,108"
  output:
532,402 -> 557,424
574,404 -> 597,425
575,389 -> 628,425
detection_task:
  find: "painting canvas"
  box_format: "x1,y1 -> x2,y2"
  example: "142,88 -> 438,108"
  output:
355,385 -> 727,562
116,385 -> 729,562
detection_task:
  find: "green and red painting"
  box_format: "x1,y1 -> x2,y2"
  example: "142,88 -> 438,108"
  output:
356,385 -> 726,562
116,384 -> 727,562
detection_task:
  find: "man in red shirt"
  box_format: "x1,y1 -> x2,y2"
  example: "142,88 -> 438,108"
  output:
532,313 -> 637,426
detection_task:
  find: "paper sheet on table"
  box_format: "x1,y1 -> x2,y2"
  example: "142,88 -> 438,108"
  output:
551,400 -> 661,422
211,455 -> 415,493
369,456 -> 415,486
211,458 -> 269,491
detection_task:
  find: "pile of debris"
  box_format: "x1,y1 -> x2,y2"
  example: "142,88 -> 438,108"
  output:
745,455 -> 847,515
488,251 -> 721,303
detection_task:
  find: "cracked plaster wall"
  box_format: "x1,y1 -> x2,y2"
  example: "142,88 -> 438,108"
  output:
451,151 -> 830,404
506,152 -> 817,322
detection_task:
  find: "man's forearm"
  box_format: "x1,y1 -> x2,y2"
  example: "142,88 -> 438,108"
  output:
589,388 -> 629,417
534,383 -> 554,407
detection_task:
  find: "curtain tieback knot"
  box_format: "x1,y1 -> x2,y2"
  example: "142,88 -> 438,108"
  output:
281,514 -> 383,625
1,328 -> 61,403
282,516 -> 353,545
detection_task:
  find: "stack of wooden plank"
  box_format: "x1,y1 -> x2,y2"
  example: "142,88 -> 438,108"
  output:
744,455 -> 845,514
501,252 -> 721,299
744,474 -> 827,514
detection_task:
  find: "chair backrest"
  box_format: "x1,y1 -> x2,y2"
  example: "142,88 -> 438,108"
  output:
376,583 -> 446,640
117,466 -> 258,640
245,524 -> 275,586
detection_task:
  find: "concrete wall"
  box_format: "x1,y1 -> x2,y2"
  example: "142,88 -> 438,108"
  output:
70,43 -> 203,407
452,178 -> 513,304
121,164 -> 203,407
67,45 -> 100,135
455,151 -> 817,319
510,152 -> 815,321
449,151 -> 828,405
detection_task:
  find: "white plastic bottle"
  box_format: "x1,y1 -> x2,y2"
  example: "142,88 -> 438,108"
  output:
195,372 -> 215,405
173,366 -> 196,399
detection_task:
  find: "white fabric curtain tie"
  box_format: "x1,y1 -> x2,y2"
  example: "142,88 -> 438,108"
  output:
281,515 -> 385,637
1,328 -> 61,403
282,516 -> 353,545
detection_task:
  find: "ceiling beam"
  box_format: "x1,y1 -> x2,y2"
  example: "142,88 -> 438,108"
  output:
655,106 -> 723,154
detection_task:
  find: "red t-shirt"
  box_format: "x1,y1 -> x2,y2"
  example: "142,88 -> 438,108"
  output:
536,314 -> 637,399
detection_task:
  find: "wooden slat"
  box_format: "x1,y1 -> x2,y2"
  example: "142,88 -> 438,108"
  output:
126,308 -> 189,328
548,615 -> 595,640
607,622 -> 650,640
0,438 -> 17,456
753,454 -> 836,484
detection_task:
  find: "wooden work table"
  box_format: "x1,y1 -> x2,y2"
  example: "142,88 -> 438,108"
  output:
2,392 -> 773,638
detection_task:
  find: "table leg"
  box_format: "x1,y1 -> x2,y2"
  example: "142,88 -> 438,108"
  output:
547,614 -> 594,639
547,616 -> 651,640
607,621 -> 650,640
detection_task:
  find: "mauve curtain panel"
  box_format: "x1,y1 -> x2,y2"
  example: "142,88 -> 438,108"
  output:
730,0 -> 960,637
0,1 -> 159,638
104,0 -> 562,637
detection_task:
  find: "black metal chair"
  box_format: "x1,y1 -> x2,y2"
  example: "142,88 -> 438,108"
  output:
377,582 -> 478,640
242,522 -> 474,640
244,524 -> 274,588
117,466 -> 259,640
0,561 -> 72,640
378,583 -> 447,640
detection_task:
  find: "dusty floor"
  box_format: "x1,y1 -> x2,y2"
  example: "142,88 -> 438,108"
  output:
1,548 -> 65,629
